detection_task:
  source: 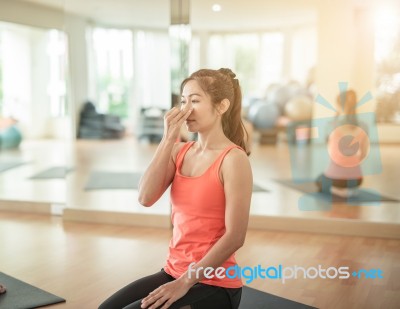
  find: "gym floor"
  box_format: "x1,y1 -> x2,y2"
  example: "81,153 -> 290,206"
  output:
0,137 -> 399,308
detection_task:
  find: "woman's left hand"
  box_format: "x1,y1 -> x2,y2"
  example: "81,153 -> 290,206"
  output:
141,278 -> 192,309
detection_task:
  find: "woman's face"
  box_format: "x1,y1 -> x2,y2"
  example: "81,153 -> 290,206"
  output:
181,80 -> 219,133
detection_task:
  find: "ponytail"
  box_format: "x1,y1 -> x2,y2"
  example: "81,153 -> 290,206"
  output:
220,77 -> 250,155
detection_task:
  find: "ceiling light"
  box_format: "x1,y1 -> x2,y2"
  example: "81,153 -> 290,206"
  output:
212,4 -> 222,12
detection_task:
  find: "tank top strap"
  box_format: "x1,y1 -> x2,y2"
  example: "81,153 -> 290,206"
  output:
175,141 -> 195,171
210,144 -> 244,176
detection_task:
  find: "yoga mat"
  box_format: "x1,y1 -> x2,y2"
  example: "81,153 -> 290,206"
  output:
29,166 -> 73,179
0,272 -> 65,309
253,183 -> 269,192
84,171 -> 142,190
239,286 -> 317,309
275,180 -> 399,203
0,161 -> 26,173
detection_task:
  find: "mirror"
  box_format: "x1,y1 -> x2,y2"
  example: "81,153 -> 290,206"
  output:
0,0 -> 67,213
187,0 -> 399,232
0,0 -> 397,237
63,0 -> 172,227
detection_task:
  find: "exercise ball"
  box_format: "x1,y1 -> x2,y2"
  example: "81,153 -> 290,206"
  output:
267,85 -> 292,113
242,97 -> 261,118
284,95 -> 313,121
286,81 -> 302,96
263,83 -> 280,99
247,102 -> 280,129
0,126 -> 22,149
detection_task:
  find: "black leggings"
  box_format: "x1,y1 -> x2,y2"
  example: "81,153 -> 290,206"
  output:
98,269 -> 242,309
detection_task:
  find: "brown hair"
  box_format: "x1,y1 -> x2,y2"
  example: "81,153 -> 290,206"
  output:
336,89 -> 358,125
181,68 -> 250,155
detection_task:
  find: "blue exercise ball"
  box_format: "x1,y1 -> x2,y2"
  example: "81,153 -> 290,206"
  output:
0,126 -> 22,149
247,102 -> 280,129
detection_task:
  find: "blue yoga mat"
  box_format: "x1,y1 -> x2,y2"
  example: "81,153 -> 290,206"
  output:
29,166 -> 73,179
275,180 -> 399,203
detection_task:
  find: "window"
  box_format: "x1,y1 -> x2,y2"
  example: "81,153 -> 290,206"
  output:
47,29 -> 68,117
290,27 -> 316,84
374,8 -> 400,123
260,32 -> 284,91
0,34 -> 3,114
170,25 -> 190,97
134,30 -> 170,109
206,29 -> 316,98
0,22 -> 68,138
89,27 -> 133,118
208,33 -> 260,96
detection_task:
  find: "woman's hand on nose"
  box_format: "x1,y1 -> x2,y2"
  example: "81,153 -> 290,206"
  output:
163,105 -> 193,142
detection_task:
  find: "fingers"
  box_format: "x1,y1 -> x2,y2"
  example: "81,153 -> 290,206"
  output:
164,106 -> 192,127
148,296 -> 168,309
164,106 -> 180,117
160,300 -> 174,309
166,103 -> 192,118
142,296 -> 164,309
141,290 -> 169,309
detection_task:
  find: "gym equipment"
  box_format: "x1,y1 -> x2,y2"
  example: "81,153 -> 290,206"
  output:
78,101 -> 125,139
284,95 -> 313,121
0,125 -> 22,149
136,107 -> 166,143
267,85 -> 292,113
247,101 -> 280,130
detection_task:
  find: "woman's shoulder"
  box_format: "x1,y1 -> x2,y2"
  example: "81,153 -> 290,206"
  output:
222,145 -> 250,167
220,145 -> 252,185
171,141 -> 191,164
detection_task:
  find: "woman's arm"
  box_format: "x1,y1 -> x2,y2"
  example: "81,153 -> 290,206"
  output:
138,106 -> 193,207
141,149 -> 253,309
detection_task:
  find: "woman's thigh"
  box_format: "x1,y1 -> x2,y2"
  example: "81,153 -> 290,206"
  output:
98,270 -> 174,309
171,284 -> 241,309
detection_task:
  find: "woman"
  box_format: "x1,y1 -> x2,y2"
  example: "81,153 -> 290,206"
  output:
316,89 -> 368,196
99,68 -> 253,309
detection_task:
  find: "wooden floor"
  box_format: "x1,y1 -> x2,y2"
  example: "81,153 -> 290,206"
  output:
0,212 -> 399,309
0,137 -> 400,308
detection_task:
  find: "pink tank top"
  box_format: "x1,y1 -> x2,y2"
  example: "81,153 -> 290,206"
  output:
164,141 -> 243,288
